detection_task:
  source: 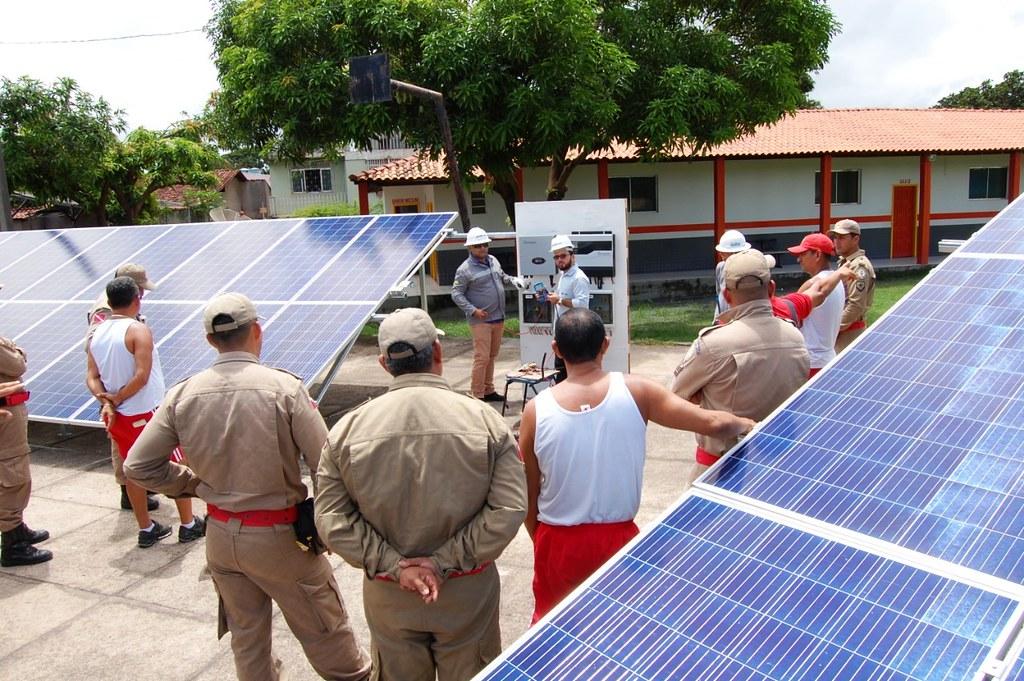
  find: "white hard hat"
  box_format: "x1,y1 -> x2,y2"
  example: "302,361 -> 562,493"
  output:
550,234 -> 575,253
465,227 -> 491,246
715,229 -> 751,254
764,254 -> 777,269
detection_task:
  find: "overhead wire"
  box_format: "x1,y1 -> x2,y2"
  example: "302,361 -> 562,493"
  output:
0,28 -> 203,46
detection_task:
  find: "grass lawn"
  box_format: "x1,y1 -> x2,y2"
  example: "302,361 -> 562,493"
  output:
364,269 -> 930,344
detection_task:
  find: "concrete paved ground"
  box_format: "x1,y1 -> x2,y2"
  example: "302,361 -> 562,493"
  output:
0,337 -> 698,680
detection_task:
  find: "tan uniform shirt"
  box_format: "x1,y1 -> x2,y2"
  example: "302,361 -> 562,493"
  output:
837,249 -> 876,330
0,337 -> 29,460
124,351 -> 327,510
672,299 -> 809,456
316,372 -> 526,581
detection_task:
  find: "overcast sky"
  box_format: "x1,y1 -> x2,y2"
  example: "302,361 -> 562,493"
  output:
1,0 -> 1022,131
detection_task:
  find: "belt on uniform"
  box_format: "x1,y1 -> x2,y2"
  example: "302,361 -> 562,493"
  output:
375,561 -> 493,582
206,503 -> 298,526
841,320 -> 867,333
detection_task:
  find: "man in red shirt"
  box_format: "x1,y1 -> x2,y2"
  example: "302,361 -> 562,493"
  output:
717,254 -> 854,327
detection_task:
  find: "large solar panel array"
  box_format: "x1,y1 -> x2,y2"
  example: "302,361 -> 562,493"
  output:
0,213 -> 455,425
479,196 -> 1024,680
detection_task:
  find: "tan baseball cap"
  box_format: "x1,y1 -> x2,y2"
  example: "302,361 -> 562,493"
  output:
828,219 -> 861,236
724,249 -> 771,290
115,263 -> 157,290
378,308 -> 444,359
204,293 -> 260,333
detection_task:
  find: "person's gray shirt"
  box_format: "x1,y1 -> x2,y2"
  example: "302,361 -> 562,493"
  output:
451,254 -> 516,325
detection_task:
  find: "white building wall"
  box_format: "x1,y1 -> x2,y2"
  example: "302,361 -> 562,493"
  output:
930,154 -> 1011,215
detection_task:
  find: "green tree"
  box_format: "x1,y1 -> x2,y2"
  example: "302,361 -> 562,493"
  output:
0,76 -> 122,216
102,128 -> 223,225
210,0 -> 836,223
1,77 -> 223,225
936,70 -> 1024,109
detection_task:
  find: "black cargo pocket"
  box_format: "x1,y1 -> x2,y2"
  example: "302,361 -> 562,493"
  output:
297,578 -> 344,634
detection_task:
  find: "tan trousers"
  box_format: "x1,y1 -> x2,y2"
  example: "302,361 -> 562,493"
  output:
110,439 -> 126,485
835,326 -> 865,354
206,517 -> 370,681
470,322 -> 504,398
0,453 -> 31,532
363,562 -> 502,681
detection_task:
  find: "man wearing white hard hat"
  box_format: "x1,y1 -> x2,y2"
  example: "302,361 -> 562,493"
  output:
713,230 -> 751,321
451,227 -> 525,402
547,235 -> 591,383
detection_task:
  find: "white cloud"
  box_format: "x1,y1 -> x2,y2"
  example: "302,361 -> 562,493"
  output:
1,0 -> 1021,132
813,0 -> 1024,108
0,0 -> 218,130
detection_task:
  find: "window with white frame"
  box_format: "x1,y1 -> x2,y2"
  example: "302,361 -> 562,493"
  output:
290,168 -> 333,193
609,176 -> 658,212
471,190 -> 487,214
968,167 -> 1008,199
814,169 -> 860,204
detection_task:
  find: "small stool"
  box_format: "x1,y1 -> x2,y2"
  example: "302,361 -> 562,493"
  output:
502,353 -> 555,415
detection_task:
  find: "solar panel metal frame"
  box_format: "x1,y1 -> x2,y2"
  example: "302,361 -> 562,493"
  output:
1,213 -> 456,427
477,194 -> 1024,680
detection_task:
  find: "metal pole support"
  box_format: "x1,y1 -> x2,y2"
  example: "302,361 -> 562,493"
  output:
391,79 -> 472,232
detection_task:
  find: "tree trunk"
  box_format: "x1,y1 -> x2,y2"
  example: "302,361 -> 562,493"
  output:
94,185 -> 111,226
488,171 -> 520,226
546,148 -> 587,201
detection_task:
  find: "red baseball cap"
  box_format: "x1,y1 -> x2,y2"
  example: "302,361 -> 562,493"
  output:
787,233 -> 836,256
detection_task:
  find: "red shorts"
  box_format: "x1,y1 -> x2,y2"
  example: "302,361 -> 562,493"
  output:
695,446 -> 722,466
109,410 -> 184,463
808,367 -> 822,378
532,519 -> 639,624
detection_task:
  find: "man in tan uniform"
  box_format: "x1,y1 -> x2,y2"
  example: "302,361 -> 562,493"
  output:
673,250 -> 809,484
316,307 -> 527,681
830,219 -> 876,353
87,263 -> 159,513
1,286 -> 53,567
125,293 -> 369,681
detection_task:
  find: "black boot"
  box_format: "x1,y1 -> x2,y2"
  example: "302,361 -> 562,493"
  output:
120,485 -> 159,511
18,523 -> 49,544
1,527 -> 53,567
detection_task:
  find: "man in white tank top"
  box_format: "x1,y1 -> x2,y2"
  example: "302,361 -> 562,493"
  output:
86,277 -> 202,548
787,233 -> 845,376
519,308 -> 755,622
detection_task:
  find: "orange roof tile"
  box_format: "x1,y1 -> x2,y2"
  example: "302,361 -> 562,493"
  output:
352,108 -> 1024,184
351,154 -> 485,185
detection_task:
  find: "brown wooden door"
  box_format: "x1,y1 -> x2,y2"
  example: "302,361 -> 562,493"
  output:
891,185 -> 917,258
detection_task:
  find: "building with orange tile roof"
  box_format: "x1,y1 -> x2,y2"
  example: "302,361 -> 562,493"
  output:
342,109 -> 1024,280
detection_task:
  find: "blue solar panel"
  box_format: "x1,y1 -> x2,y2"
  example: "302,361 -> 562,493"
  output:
1005,652 -> 1024,681
153,219 -> 302,300
479,496 -> 1021,681
7,225 -> 176,301
301,214 -> 454,301
0,229 -> 113,299
1,214 -> 455,425
229,216 -> 374,300
960,195 -> 1024,256
704,253 -> 1024,584
259,303 -> 375,380
0,230 -> 62,270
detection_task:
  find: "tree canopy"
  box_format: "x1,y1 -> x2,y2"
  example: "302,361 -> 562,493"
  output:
210,0 -> 837,223
936,70 -> 1024,109
1,77 -> 222,225
0,76 -> 121,216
